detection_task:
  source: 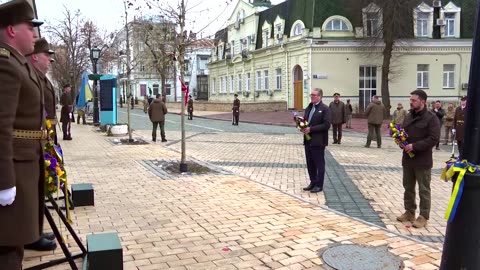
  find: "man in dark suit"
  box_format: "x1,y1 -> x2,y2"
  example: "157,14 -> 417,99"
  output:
302,88 -> 331,193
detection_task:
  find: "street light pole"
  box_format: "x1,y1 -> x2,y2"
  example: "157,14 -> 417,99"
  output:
440,1 -> 480,268
91,47 -> 101,126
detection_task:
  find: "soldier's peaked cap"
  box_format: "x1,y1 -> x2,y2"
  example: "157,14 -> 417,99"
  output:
0,0 -> 43,28
32,38 -> 54,55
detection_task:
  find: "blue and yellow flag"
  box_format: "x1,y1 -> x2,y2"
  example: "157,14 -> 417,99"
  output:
76,71 -> 93,108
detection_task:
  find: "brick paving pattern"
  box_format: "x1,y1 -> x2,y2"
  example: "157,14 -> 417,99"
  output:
22,123 -> 448,269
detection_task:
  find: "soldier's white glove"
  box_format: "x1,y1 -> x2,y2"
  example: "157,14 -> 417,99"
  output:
0,186 -> 16,206
452,129 -> 456,135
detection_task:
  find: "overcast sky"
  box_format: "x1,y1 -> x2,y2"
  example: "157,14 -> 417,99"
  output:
30,0 -> 284,39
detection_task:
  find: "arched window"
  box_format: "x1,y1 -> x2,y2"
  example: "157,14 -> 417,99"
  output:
326,19 -> 348,31
293,22 -> 304,36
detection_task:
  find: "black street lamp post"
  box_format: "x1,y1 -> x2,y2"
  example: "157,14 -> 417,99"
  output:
90,47 -> 101,126
440,1 -> 480,268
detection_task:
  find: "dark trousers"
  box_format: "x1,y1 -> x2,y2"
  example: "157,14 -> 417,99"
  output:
188,110 -> 193,120
457,140 -> 463,157
403,167 -> 431,219
305,144 -> 326,188
232,111 -> 239,125
152,121 -> 165,141
61,121 -> 71,139
366,123 -> 381,147
0,246 -> 23,270
332,124 -> 343,143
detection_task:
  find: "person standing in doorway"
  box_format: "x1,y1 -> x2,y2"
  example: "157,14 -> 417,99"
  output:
60,84 -> 73,140
0,1 -> 46,267
329,93 -> 345,144
345,99 -> 353,129
187,95 -> 194,120
302,88 -> 331,193
232,94 -> 240,125
364,95 -> 384,148
148,94 -> 168,142
396,89 -> 440,228
453,96 -> 467,156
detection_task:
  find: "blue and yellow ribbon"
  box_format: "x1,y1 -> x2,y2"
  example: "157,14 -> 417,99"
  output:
441,158 -> 480,223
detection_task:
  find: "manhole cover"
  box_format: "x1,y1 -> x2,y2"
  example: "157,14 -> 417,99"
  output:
322,244 -> 403,270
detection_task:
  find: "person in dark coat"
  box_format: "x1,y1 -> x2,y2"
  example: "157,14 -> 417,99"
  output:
364,95 -> 385,148
148,94 -> 168,142
396,89 -> 440,229
302,88 -> 331,193
453,96 -> 467,156
232,94 -> 240,125
431,100 -> 445,150
60,84 -> 73,140
187,95 -> 194,120
345,99 -> 353,129
0,1 -> 46,268
329,93 -> 345,144
25,38 -> 58,251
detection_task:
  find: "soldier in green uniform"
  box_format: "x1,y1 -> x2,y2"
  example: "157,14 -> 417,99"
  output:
187,95 -> 194,120
0,0 -> 45,268
232,94 -> 240,125
453,96 -> 467,156
60,84 -> 73,140
25,38 -> 58,251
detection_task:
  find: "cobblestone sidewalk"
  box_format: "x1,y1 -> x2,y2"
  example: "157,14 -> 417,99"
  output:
22,125 -> 446,269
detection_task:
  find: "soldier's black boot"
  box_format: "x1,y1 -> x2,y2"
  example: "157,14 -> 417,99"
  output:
25,237 -> 57,251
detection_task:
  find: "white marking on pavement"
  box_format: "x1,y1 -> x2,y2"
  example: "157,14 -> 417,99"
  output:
118,110 -> 224,132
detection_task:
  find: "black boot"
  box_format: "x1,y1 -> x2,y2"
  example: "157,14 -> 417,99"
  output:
303,182 -> 315,191
25,237 -> 57,251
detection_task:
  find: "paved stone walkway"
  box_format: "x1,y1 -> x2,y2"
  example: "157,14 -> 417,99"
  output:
23,124 -> 446,269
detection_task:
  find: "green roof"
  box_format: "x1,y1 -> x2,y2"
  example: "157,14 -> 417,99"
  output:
255,0 -> 476,48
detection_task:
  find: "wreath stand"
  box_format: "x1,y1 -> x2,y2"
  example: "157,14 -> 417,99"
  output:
24,193 -> 86,270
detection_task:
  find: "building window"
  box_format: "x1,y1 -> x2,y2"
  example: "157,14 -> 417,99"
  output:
443,64 -> 455,88
264,70 -> 269,90
153,84 -> 159,95
263,30 -> 269,47
445,13 -> 455,37
238,74 -> 242,92
417,64 -> 429,88
256,71 -> 262,90
275,68 -> 282,90
231,41 -> 235,56
326,19 -> 348,31
212,78 -> 216,93
165,84 -> 171,95
246,73 -> 251,92
293,23 -> 303,36
359,66 -> 377,112
221,76 -> 226,92
417,12 -> 429,37
365,13 -> 379,37
229,75 -> 234,92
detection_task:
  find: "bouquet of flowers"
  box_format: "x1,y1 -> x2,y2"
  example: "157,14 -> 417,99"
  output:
389,121 -> 414,158
293,112 -> 311,141
44,118 -> 72,223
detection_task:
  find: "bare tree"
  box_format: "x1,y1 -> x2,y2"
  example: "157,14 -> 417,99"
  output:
46,8 -> 89,97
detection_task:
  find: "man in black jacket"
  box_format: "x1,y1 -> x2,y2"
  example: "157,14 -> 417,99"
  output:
302,88 -> 331,193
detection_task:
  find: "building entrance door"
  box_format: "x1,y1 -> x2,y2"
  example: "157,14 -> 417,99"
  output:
293,65 -> 303,110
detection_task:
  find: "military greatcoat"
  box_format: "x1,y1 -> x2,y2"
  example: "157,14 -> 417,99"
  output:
0,42 -> 45,246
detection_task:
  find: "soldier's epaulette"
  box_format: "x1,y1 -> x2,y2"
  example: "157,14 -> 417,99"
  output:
0,48 -> 10,58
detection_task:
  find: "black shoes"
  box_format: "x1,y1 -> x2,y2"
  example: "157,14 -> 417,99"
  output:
303,183 -> 315,191
303,183 -> 323,193
24,235 -> 57,251
161,139 -> 167,142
